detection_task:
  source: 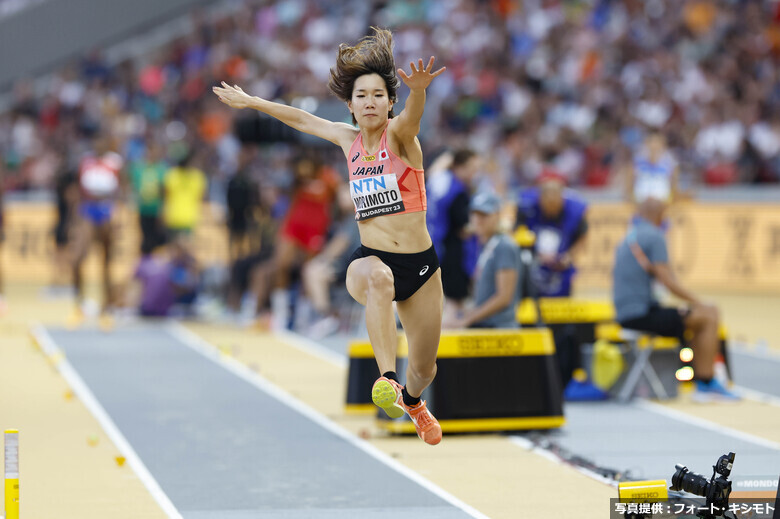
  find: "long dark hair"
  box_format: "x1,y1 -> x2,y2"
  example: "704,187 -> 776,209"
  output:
328,27 -> 399,125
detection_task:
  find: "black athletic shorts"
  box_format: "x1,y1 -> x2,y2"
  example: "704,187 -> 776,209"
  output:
347,244 -> 440,301
619,304 -> 689,340
440,256 -> 470,301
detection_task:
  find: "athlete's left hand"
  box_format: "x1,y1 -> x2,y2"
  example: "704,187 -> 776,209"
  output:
213,82 -> 253,109
398,57 -> 446,90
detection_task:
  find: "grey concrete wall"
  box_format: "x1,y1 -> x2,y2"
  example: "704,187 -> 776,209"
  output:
0,0 -> 216,90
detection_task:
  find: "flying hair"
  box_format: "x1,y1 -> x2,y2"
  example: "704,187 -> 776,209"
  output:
328,27 -> 399,124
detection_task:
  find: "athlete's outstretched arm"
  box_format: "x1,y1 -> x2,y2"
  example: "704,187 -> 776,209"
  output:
392,57 -> 445,140
213,82 -> 355,149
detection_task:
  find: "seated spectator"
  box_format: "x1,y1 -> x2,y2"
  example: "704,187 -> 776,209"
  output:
169,236 -> 200,314
516,171 -> 588,297
612,199 -> 739,401
127,242 -> 176,317
126,236 -> 200,318
445,192 -> 521,329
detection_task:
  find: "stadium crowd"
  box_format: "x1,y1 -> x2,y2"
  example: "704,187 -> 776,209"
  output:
1,0 -> 779,329
3,0 -> 780,195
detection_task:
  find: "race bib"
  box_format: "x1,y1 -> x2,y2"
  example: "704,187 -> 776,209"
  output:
350,173 -> 405,221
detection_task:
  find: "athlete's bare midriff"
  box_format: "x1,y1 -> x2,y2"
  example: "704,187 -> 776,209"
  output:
356,211 -> 432,253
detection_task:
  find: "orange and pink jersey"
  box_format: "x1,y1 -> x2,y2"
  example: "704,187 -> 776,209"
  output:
347,125 -> 426,221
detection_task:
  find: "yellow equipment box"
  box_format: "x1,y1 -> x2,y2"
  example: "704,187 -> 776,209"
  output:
346,328 -> 565,433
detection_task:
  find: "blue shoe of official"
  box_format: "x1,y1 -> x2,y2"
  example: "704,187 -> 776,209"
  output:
564,379 -> 610,401
692,379 -> 741,403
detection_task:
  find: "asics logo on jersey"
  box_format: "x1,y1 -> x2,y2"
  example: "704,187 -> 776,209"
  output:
351,152 -> 360,163
419,265 -> 429,276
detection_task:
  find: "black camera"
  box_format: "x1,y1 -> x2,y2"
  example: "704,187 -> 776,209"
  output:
670,452 -> 735,518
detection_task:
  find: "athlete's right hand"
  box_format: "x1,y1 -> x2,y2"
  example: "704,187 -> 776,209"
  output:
213,82 -> 253,109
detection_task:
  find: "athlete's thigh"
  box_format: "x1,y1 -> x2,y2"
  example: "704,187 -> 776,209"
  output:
274,236 -> 299,267
70,219 -> 94,261
96,223 -> 113,256
345,256 -> 392,306
396,270 -> 443,364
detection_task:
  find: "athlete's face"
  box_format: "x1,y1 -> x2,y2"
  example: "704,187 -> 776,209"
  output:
349,74 -> 392,129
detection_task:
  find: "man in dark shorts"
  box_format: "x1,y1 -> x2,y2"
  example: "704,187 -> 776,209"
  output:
226,146 -> 259,263
613,199 -> 738,401
426,149 -> 481,321
52,167 -> 79,290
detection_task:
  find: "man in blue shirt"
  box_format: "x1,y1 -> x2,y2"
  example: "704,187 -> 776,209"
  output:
613,199 -> 739,401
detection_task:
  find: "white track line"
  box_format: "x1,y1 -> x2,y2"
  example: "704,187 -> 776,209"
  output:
509,436 -> 619,489
167,322 -> 489,519
734,386 -> 780,408
731,345 -> 780,362
635,400 -> 780,451
30,324 -> 182,519
727,348 -> 780,407
274,330 -> 348,368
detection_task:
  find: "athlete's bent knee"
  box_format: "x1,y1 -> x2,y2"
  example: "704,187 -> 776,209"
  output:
367,264 -> 394,299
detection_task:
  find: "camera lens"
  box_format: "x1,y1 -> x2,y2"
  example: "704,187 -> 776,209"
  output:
671,464 -> 710,497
